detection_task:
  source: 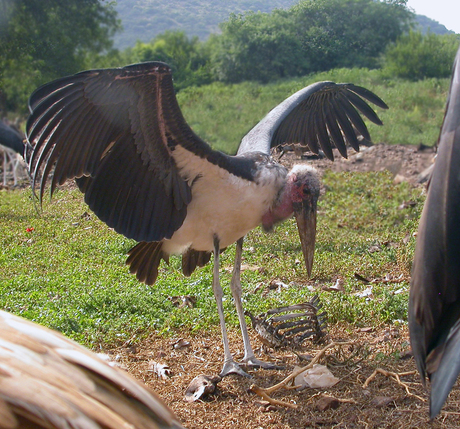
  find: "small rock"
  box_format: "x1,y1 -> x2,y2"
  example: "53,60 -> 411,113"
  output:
316,396 -> 341,412
371,396 -> 394,408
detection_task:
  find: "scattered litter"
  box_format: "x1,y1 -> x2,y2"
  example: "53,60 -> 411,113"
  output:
355,286 -> 373,299
169,295 -> 196,308
268,280 -> 290,293
293,364 -> 339,389
171,338 -> 191,349
368,244 -> 382,253
149,361 -> 173,379
322,278 -> 344,292
184,374 -> 221,402
398,200 -> 417,210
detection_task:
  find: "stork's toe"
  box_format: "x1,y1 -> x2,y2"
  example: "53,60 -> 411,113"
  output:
242,356 -> 285,371
219,360 -> 252,378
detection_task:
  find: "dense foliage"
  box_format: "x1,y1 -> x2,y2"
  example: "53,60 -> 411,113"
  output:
124,31 -> 213,89
211,0 -> 412,83
1,0 -> 459,115
383,31 -> 460,80
0,0 -> 120,113
111,0 -> 453,50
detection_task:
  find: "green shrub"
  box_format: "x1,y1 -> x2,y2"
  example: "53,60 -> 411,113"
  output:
383,31 -> 459,80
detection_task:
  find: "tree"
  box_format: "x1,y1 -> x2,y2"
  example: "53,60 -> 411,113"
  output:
0,0 -> 121,113
383,31 -> 460,80
291,0 -> 412,71
124,31 -> 212,89
210,0 -> 413,83
210,10 -> 307,83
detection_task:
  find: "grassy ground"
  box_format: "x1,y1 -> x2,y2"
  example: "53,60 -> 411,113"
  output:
0,169 -> 424,350
178,68 -> 450,153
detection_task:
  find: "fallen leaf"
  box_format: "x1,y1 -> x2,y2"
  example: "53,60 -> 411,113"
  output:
354,273 -> 371,283
171,338 -> 191,349
371,396 -> 394,408
316,396 -> 341,412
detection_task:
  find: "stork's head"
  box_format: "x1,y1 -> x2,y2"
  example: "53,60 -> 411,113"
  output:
288,165 -> 320,277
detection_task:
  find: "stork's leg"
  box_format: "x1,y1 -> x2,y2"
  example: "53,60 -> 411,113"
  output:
212,235 -> 251,378
230,237 -> 282,370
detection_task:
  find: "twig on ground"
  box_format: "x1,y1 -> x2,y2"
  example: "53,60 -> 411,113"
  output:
363,368 -> 425,402
250,341 -> 353,408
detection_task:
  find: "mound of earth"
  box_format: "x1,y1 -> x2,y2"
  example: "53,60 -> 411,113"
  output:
281,142 -> 436,185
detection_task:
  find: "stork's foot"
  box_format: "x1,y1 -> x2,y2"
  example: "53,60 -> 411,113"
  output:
242,356 -> 285,371
219,360 -> 252,378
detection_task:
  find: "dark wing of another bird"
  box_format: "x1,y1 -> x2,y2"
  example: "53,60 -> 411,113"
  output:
409,47 -> 460,419
0,119 -> 24,156
26,62 -> 255,243
0,310 -> 184,429
237,81 -> 388,160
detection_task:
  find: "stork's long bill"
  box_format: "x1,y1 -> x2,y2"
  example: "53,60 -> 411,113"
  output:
294,199 -> 317,277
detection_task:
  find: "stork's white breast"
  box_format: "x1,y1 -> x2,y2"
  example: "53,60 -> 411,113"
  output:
162,146 -> 285,254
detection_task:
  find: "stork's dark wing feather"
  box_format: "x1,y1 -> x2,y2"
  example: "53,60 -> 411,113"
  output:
26,62 -> 251,242
237,81 -> 388,159
409,47 -> 460,419
0,310 -> 185,428
0,119 -> 24,155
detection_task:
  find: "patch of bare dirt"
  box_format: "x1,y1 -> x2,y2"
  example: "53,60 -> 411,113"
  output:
108,325 -> 460,429
279,143 -> 436,185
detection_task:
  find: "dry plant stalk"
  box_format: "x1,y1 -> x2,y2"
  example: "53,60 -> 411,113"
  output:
250,341 -> 353,408
363,368 -> 425,402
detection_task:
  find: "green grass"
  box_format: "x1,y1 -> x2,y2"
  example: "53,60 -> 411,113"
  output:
0,170 -> 424,349
178,68 -> 450,153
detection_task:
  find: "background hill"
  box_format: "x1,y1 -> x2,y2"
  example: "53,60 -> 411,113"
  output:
113,0 -> 453,49
113,0 -> 298,49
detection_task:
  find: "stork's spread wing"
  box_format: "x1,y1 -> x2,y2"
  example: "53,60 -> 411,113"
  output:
0,310 -> 184,429
409,47 -> 460,418
26,62 -> 250,243
238,81 -> 388,159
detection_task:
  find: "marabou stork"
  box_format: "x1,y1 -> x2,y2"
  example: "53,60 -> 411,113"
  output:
0,119 -> 24,155
409,47 -> 460,418
0,310 -> 184,429
26,62 -> 388,377
0,119 -> 25,186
